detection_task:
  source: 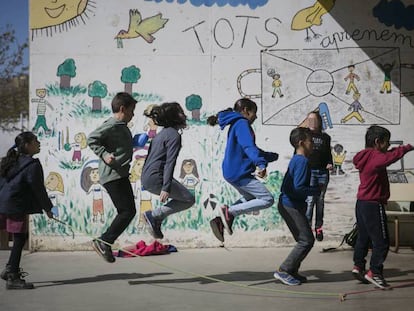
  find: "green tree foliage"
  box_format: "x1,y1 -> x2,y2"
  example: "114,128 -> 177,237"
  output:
88,80 -> 108,112
121,65 -> 141,94
0,25 -> 29,128
185,94 -> 203,121
88,80 -> 108,98
57,58 -> 76,89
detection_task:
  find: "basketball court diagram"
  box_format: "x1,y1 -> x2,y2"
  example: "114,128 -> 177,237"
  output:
257,47 -> 401,126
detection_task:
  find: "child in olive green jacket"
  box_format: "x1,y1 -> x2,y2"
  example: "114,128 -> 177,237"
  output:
87,92 -> 137,263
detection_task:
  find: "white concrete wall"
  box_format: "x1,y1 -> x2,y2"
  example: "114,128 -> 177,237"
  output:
28,0 -> 414,250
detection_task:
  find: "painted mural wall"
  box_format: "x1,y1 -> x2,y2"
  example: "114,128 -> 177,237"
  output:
29,0 -> 414,250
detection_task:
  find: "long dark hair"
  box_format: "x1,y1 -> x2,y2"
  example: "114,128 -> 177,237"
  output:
0,131 -> 37,177
147,102 -> 187,129
207,98 -> 257,126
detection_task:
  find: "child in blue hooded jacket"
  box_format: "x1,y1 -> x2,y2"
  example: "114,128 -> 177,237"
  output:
274,127 -> 321,286
207,98 -> 279,242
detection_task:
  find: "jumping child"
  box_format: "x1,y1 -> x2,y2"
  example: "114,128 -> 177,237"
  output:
206,98 -> 279,242
87,92 -> 137,263
141,102 -> 195,239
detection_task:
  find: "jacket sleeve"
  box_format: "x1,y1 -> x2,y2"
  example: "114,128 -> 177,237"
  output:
325,134 -> 333,166
162,132 -> 181,193
87,125 -> 112,163
372,144 -> 413,170
258,148 -> 279,163
233,120 -> 268,169
292,158 -> 320,199
26,160 -> 53,212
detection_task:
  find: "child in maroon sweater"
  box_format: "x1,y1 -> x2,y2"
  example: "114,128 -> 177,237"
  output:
352,125 -> 413,288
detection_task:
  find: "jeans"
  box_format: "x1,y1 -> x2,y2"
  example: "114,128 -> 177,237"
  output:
353,200 -> 389,275
306,169 -> 329,229
278,199 -> 315,273
228,177 -> 274,216
143,178 -> 195,220
101,178 -> 136,244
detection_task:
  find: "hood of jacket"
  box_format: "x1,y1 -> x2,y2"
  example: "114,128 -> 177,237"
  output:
353,148 -> 375,171
218,111 -> 245,130
5,155 -> 36,182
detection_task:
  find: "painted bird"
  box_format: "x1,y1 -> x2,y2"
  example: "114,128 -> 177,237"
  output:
115,9 -> 168,47
291,0 -> 336,42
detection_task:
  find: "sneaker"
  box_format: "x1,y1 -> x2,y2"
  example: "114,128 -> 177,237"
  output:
315,227 -> 324,241
364,270 -> 389,289
217,205 -> 234,235
352,266 -> 369,284
1,265 -> 28,281
6,273 -> 34,290
92,239 -> 115,263
0,265 -> 10,281
273,269 -> 301,286
291,272 -> 307,283
143,211 -> 164,239
210,217 -> 225,242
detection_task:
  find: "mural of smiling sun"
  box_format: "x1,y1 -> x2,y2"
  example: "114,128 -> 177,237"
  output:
30,0 -> 93,38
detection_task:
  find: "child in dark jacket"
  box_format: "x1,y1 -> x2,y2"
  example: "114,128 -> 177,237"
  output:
352,125 -> 413,288
274,127 -> 320,286
206,98 -> 279,242
305,111 -> 333,242
0,132 -> 53,290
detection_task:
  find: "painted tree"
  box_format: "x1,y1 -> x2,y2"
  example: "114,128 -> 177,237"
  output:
88,80 -> 108,112
121,65 -> 141,94
185,94 -> 203,121
57,58 -> 76,89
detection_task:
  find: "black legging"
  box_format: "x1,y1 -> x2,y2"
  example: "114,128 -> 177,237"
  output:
101,178 -> 136,244
8,232 -> 28,273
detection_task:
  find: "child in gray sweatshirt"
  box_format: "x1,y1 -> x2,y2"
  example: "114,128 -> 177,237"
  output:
141,102 -> 195,239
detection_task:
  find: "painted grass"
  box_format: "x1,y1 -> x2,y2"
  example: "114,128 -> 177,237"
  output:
46,83 -> 87,97
31,102 -> 284,238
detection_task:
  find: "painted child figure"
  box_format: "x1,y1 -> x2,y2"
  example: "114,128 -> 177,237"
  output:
179,159 -> 200,196
70,132 -> 87,163
331,143 -> 346,175
81,164 -> 106,223
45,172 -> 65,219
129,157 -> 153,228
31,88 -> 53,136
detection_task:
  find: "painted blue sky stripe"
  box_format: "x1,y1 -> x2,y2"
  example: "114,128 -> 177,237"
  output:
144,0 -> 269,9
